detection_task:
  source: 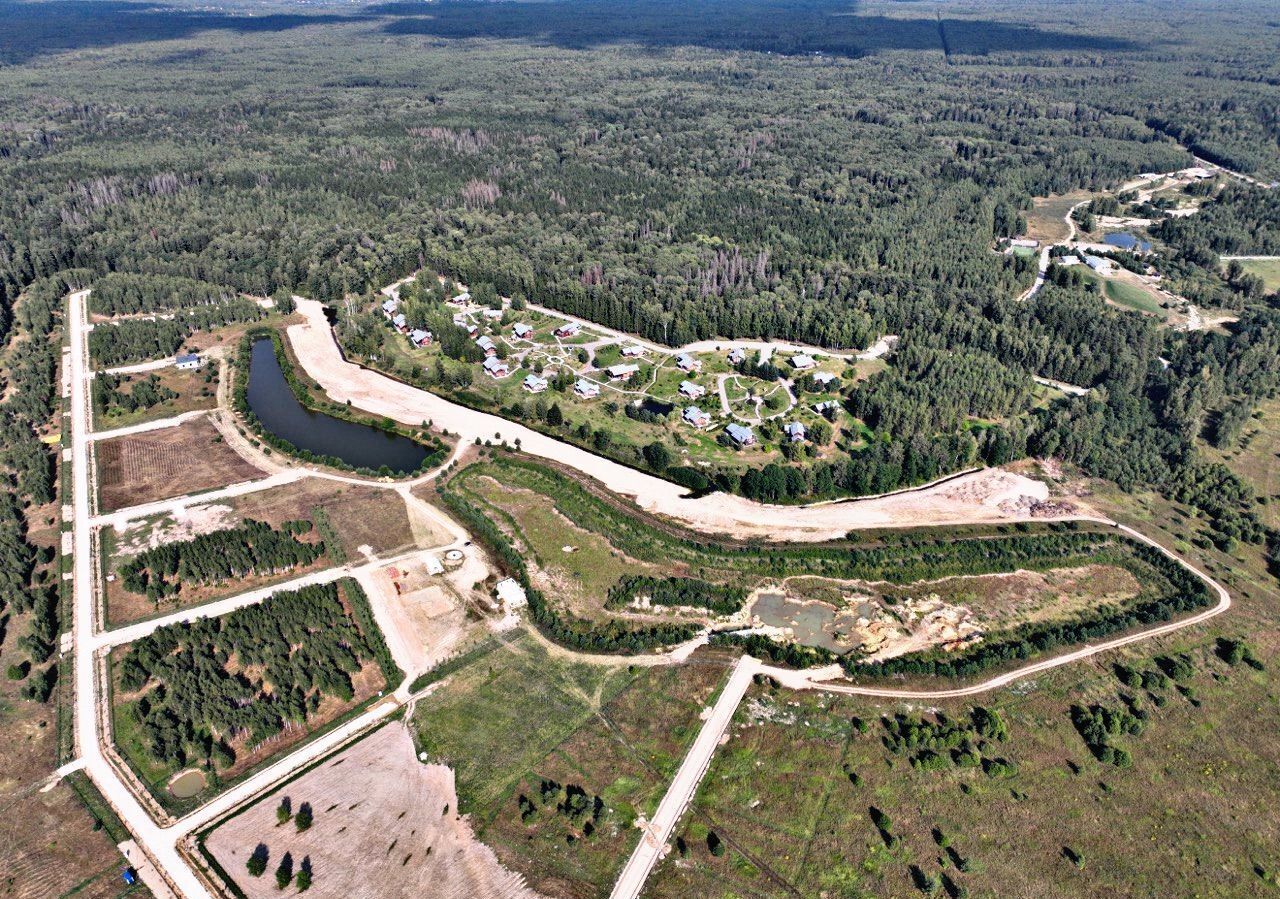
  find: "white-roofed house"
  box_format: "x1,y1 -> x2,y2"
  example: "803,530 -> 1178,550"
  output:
555,321 -> 581,338
679,380 -> 706,399
606,363 -> 640,381
495,578 -> 527,610
450,290 -> 471,305
476,335 -> 497,356
381,298 -> 398,317
726,423 -> 756,446
621,344 -> 644,357
513,322 -> 534,339
482,356 -> 511,378
1083,254 -> 1113,275
522,373 -> 548,393
812,371 -> 837,388
790,354 -> 817,371
409,329 -> 433,347
675,352 -> 701,372
174,353 -> 202,371
574,379 -> 600,399
392,313 -> 407,332
682,406 -> 711,428
727,347 -> 746,364
785,421 -> 806,442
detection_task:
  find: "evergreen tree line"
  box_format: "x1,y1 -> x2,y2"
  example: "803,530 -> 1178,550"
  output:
605,575 -> 748,614
0,272 -> 92,693
117,580 -> 388,771
89,298 -> 264,367
89,272 -> 241,316
118,519 -> 325,601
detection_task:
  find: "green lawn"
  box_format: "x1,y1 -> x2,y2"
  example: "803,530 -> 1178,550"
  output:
1104,278 -> 1163,315
1231,257 -> 1280,292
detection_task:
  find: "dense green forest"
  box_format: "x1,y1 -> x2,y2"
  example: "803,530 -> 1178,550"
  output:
116,580 -> 396,771
118,519 -> 326,601
87,298 -> 264,366
1,0 -> 1279,694
92,372 -> 178,418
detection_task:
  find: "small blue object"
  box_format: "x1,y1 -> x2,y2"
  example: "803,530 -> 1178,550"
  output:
121,868 -> 137,885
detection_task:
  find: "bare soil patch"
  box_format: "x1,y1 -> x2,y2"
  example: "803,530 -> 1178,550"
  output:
204,724 -> 545,899
96,414 -> 265,512
1025,190 -> 1090,243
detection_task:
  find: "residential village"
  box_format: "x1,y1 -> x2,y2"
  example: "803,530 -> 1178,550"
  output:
374,273 -> 894,470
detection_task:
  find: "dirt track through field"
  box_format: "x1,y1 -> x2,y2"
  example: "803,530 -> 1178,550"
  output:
204,724 -> 546,899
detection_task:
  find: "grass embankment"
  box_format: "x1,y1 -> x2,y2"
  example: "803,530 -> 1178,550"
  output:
442,453 -> 1209,676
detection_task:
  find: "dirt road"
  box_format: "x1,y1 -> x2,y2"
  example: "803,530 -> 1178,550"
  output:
609,655 -> 760,899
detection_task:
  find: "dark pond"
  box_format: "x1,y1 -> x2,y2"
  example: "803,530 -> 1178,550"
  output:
1103,232 -> 1151,252
246,337 -> 429,473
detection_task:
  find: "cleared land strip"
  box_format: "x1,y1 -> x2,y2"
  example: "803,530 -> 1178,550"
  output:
95,546 -> 435,650
609,655 -> 761,899
89,409 -> 209,441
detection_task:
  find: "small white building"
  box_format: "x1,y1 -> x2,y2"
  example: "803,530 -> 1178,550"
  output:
675,353 -> 701,372
785,421 -> 806,442
1058,255 -> 1081,267
790,354 -> 817,371
425,555 -> 444,576
392,313 -> 407,332
555,321 -> 581,339
409,329 -> 432,347
621,344 -> 644,357
482,356 -> 511,379
1083,254 -> 1113,275
522,373 -> 548,393
679,380 -> 705,399
381,298 -> 398,317
812,371 -> 836,388
476,335 -> 497,356
450,291 -> 471,305
496,578 -> 527,610
607,363 -> 640,381
682,406 -> 711,428
1009,238 -> 1038,249
813,400 -> 840,416
513,322 -> 534,339
728,347 -> 746,364
574,379 -> 600,399
482,308 -> 504,321
174,353 -> 202,371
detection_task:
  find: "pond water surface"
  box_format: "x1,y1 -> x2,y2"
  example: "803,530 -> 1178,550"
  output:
246,337 -> 430,473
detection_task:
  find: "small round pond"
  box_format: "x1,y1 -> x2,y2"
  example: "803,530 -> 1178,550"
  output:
168,768 -> 207,799
246,337 -> 430,474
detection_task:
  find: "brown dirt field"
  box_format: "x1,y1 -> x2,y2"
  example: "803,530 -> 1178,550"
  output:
0,780 -> 139,899
1025,190 -> 1090,243
96,414 -> 265,513
204,724 -> 545,899
0,637 -> 134,899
